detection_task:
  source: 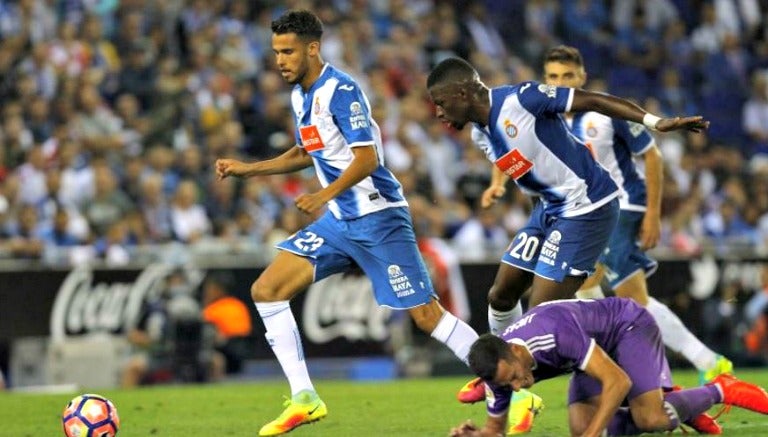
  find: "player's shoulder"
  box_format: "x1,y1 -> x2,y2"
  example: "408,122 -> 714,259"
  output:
325,64 -> 361,93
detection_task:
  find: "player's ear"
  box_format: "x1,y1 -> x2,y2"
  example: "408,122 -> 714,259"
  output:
307,40 -> 320,57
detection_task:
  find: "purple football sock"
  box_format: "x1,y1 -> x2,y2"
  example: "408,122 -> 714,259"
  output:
664,385 -> 721,423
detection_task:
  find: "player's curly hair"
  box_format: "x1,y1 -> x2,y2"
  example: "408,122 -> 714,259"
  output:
271,10 -> 323,41
468,333 -> 513,382
426,57 -> 478,89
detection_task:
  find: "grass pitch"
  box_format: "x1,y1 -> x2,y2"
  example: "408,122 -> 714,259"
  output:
3,370 -> 768,436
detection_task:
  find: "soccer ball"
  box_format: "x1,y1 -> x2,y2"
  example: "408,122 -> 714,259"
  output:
62,393 -> 120,437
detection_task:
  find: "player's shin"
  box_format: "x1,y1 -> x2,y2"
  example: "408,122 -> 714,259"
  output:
663,386 -> 721,425
488,302 -> 522,336
256,301 -> 315,396
430,311 -> 479,364
646,297 -> 719,371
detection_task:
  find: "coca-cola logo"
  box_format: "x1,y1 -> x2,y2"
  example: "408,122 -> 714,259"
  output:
302,274 -> 392,343
50,264 -> 203,339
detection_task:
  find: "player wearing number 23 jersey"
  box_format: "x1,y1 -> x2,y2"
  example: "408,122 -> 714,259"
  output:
276,63 -> 435,309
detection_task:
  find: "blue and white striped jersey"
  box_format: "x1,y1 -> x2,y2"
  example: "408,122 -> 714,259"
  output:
567,112 -> 654,212
290,64 -> 407,220
471,82 -> 618,217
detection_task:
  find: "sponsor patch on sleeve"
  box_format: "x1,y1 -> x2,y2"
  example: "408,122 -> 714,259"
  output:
495,148 -> 534,179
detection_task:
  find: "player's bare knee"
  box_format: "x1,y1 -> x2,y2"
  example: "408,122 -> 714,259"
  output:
251,279 -> 279,302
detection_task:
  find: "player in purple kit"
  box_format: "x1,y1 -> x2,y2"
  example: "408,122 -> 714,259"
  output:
427,57 -> 708,433
216,11 -> 479,436
450,298 -> 768,437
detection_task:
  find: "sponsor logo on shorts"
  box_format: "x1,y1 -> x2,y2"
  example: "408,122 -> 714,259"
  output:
540,231 -> 561,266
388,264 -> 415,298
548,230 -> 562,244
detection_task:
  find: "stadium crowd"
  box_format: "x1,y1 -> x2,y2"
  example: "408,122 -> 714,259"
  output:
0,0 -> 767,267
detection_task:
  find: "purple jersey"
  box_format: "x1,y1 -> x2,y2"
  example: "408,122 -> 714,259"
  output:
486,298 -> 651,416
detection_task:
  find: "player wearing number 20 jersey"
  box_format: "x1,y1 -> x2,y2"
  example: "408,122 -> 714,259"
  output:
471,81 -> 620,282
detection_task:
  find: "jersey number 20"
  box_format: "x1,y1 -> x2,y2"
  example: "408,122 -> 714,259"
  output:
508,232 -> 539,262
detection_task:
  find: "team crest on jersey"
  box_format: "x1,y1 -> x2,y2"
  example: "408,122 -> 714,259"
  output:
495,148 -> 533,180
313,97 -> 320,115
504,119 -> 518,138
586,123 -> 597,137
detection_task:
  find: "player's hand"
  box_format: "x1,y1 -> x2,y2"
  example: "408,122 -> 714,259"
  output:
655,116 -> 709,133
449,420 -> 481,437
295,191 -> 328,215
639,213 -> 661,250
481,185 -> 506,209
215,158 -> 249,180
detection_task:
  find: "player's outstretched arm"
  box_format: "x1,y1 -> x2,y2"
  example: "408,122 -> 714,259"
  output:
570,89 -> 709,133
215,145 -> 313,179
580,345 -> 632,437
449,417 -> 505,437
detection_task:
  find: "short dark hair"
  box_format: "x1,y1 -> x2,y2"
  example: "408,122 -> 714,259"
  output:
468,334 -> 513,381
271,10 -> 323,41
543,45 -> 583,67
426,57 -> 478,89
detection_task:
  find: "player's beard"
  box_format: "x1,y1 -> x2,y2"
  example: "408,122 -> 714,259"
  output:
284,61 -> 308,85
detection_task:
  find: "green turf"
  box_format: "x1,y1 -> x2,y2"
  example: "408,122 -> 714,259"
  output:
3,370 -> 768,436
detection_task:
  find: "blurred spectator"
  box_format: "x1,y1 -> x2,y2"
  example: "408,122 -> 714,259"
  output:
743,70 -> 768,157
2,203 -> 44,259
451,207 -> 509,262
84,164 -> 134,238
201,271 -> 252,374
122,268 -> 223,387
170,179 -> 211,243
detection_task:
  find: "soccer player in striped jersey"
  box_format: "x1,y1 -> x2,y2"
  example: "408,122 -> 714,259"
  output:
542,45 -> 732,385
427,57 -> 707,434
450,298 -> 768,437
216,11 -> 479,436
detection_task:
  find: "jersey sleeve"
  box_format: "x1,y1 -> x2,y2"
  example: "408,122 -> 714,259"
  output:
486,382 -> 513,416
612,119 -> 654,155
516,81 -> 574,117
329,81 -> 375,147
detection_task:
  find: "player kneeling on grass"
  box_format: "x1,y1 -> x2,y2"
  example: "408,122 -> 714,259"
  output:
450,298 -> 768,437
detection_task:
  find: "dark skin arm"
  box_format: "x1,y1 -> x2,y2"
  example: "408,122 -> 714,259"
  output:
570,90 -> 709,133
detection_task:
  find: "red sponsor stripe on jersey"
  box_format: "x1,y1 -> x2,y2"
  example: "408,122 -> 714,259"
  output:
495,148 -> 533,179
299,125 -> 325,152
